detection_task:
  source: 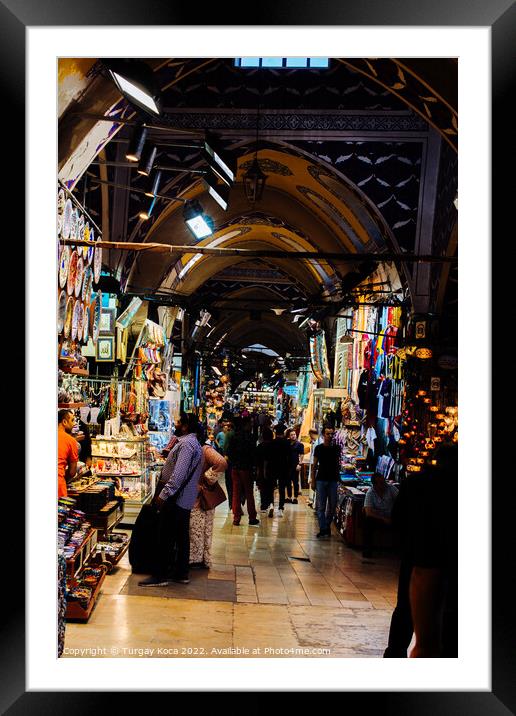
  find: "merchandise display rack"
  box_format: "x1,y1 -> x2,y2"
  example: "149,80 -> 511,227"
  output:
65,570 -> 107,622
65,528 -> 98,578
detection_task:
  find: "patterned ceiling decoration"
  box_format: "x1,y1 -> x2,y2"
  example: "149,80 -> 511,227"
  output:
429,140 -> 458,312
239,158 -> 293,176
292,140 -> 422,254
339,59 -> 457,150
157,58 -> 409,112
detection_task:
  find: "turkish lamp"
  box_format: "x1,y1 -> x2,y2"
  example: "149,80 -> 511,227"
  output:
243,155 -> 267,203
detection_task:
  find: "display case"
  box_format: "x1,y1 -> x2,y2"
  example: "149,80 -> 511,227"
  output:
313,388 -> 348,432
91,436 -> 152,523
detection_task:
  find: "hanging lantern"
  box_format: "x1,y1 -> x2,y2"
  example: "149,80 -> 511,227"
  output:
415,347 -> 433,359
429,406 -> 439,412
243,156 -> 268,203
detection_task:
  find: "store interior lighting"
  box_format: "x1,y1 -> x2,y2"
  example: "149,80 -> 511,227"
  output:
126,124 -> 148,162
204,168 -> 230,210
183,200 -> 214,239
211,365 -> 222,377
139,196 -> 156,221
144,170 -> 162,198
104,59 -> 162,116
204,131 -> 235,183
137,144 -> 157,176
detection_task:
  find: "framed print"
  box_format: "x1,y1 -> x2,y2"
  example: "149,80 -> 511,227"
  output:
95,335 -> 114,362
99,307 -> 116,335
20,0 -> 514,712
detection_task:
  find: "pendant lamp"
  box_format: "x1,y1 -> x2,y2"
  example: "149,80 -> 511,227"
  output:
243,103 -> 267,203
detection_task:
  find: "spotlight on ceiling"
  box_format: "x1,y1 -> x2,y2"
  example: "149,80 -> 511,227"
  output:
144,170 -> 162,198
103,59 -> 162,116
203,167 -> 230,211
126,124 -> 148,162
204,131 -> 235,184
139,196 -> 157,221
183,200 -> 214,239
137,144 -> 157,176
271,307 -> 287,316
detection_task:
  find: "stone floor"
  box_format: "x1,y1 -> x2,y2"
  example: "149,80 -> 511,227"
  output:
63,492 -> 401,658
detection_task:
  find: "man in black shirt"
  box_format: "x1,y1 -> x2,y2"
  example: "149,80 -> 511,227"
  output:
312,426 -> 340,538
267,426 -> 292,516
287,428 -> 305,504
256,427 -> 275,516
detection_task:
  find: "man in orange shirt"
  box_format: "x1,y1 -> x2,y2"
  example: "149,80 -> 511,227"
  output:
58,409 -> 79,498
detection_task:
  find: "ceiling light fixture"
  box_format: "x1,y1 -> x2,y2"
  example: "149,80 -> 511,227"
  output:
243,103 -> 268,204
183,200 -> 214,239
137,144 -> 157,176
144,170 -> 162,198
104,59 -> 162,116
204,131 -> 235,183
271,307 -> 287,315
139,196 -> 157,221
204,167 -> 230,211
126,124 -> 148,162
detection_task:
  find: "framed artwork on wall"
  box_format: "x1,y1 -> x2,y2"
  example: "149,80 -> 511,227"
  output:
99,307 -> 116,335
95,335 -> 115,362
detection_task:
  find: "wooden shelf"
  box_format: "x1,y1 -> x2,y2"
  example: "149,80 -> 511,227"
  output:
65,570 -> 106,622
65,529 -> 97,577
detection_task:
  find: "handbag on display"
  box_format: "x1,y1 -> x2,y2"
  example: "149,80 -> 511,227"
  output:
198,475 -> 227,511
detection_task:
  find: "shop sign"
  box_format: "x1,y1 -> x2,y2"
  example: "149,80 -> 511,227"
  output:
437,354 -> 458,370
284,385 -> 297,396
430,377 -> 441,391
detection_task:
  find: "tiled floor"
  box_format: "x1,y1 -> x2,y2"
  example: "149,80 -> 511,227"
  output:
63,492 -> 400,658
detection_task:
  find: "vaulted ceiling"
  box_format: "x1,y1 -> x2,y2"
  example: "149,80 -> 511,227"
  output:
58,57 -> 458,359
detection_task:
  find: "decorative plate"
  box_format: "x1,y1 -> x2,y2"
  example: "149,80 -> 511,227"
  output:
70,208 -> 79,242
64,296 -> 74,338
86,225 -> 94,266
62,199 -> 73,240
58,246 -> 70,289
71,299 -> 80,341
81,266 -> 93,303
67,250 -> 78,296
78,215 -> 87,259
92,296 -> 102,343
74,256 -> 84,298
82,305 -> 90,343
57,189 -> 65,236
93,242 -> 102,284
77,301 -> 85,342
57,290 -> 67,334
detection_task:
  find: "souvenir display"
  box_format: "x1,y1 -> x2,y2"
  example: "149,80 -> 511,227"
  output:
67,250 -> 78,296
82,266 -> 93,303
77,301 -> 85,342
89,296 -> 97,335
71,299 -> 81,341
82,305 -> 90,343
74,256 -> 84,298
57,188 -> 65,236
93,242 -> 102,284
62,198 -> 73,240
64,296 -> 74,338
57,290 -> 67,334
70,207 -> 79,242
59,246 -> 70,289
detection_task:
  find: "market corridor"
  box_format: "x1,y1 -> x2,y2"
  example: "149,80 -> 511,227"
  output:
63,492 -> 400,658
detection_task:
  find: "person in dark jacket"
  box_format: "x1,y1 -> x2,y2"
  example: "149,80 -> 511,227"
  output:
226,417 -> 259,527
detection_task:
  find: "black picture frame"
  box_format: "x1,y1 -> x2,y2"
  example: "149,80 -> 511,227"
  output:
14,1 -> 512,711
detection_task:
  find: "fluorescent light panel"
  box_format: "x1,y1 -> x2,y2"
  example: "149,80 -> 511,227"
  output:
208,185 -> 228,211
111,72 -> 160,115
186,215 -> 213,239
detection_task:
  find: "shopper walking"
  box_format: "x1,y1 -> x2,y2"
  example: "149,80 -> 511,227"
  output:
307,428 -> 322,508
287,428 -> 305,503
256,427 -> 275,516
226,417 -> 259,526
189,444 -> 228,569
268,425 -> 292,516
312,426 -> 340,537
138,413 -> 203,586
222,420 -> 235,510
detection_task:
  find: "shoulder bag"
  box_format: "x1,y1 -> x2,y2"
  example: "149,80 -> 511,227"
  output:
198,473 -> 227,511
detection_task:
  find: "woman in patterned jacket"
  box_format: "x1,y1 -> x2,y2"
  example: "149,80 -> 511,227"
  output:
189,444 -> 228,569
